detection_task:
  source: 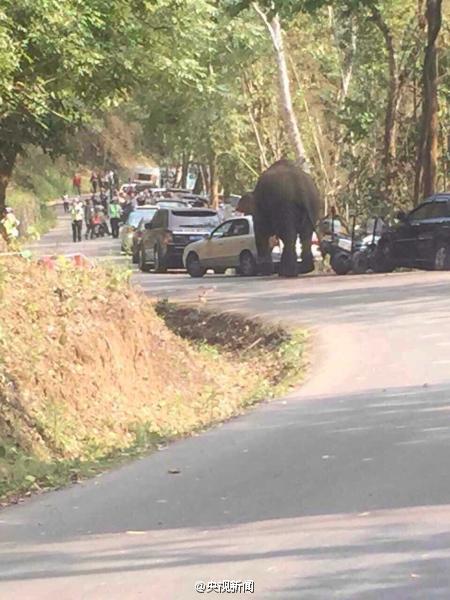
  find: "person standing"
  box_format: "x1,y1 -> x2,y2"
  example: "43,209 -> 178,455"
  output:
90,172 -> 98,194
72,173 -> 82,196
108,197 -> 122,239
1,207 -> 20,243
84,198 -> 94,240
62,194 -> 70,213
70,198 -> 84,242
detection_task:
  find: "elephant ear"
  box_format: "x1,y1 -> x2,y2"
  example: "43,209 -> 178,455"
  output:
236,193 -> 255,216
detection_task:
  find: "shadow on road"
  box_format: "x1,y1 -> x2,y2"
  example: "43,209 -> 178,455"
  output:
2,382 -> 450,594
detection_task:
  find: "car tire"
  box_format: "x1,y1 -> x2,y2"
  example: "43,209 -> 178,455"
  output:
352,250 -> 369,274
154,245 -> 167,274
372,240 -> 395,273
434,244 -> 450,271
186,252 -> 206,278
139,247 -> 151,272
239,251 -> 257,277
330,251 -> 352,275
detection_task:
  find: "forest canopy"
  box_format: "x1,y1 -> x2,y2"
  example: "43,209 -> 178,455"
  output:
0,0 -> 448,215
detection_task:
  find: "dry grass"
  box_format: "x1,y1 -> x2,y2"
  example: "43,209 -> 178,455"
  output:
0,258 -> 306,503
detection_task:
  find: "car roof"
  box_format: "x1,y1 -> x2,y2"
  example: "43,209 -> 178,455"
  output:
134,204 -> 158,210
165,207 -> 217,214
423,193 -> 450,203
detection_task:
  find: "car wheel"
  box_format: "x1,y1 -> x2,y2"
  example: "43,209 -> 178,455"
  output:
239,251 -> 257,276
186,252 -> 206,278
139,247 -> 151,272
372,240 -> 394,273
154,245 -> 168,274
434,244 -> 450,271
330,251 -> 352,275
352,250 -> 369,274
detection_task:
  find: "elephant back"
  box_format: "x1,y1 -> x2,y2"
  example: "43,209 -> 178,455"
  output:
254,160 -> 324,227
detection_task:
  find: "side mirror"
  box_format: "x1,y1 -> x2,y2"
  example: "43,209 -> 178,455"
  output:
144,222 -> 152,230
204,232 -> 211,239
396,210 -> 407,222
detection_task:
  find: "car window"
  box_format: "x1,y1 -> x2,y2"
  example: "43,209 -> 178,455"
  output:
429,202 -> 450,219
127,210 -> 156,228
409,203 -> 434,221
170,210 -> 219,229
151,210 -> 167,229
229,219 -> 250,236
211,221 -> 234,238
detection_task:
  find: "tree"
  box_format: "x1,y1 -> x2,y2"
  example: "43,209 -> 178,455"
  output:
414,0 -> 443,202
0,0 -> 146,209
251,3 -> 310,169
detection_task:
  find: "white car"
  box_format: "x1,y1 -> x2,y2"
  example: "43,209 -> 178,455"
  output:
183,216 -> 321,278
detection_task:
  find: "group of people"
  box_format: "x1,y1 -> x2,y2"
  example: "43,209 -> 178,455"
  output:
67,194 -> 122,243
72,170 -> 119,196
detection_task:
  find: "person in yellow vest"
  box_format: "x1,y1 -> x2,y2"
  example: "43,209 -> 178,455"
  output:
1,207 -> 20,243
108,196 -> 122,239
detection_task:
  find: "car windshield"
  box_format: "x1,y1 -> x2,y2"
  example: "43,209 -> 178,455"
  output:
128,209 -> 157,227
171,211 -> 219,229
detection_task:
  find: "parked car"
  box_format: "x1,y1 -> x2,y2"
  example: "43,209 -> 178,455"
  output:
120,206 -> 158,253
374,193 -> 450,272
139,208 -> 220,272
183,215 -> 321,278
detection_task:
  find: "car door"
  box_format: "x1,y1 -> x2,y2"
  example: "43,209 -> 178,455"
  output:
223,219 -> 253,268
144,209 -> 167,262
392,203 -> 434,266
415,200 -> 449,266
201,221 -> 234,268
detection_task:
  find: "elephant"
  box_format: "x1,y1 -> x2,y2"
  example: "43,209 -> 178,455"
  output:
238,159 -> 324,277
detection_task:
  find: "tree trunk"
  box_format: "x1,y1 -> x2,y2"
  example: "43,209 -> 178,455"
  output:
200,164 -> 210,195
414,0 -> 442,203
193,168 -> 204,195
252,4 -> 309,170
209,152 -> 219,209
180,152 -> 190,189
369,5 -> 401,198
242,72 -> 269,171
0,147 -> 18,211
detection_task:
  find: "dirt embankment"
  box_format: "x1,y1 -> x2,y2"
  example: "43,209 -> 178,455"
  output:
0,259 -> 306,503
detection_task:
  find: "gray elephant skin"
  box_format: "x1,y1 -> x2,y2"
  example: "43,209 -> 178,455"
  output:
238,160 -> 324,277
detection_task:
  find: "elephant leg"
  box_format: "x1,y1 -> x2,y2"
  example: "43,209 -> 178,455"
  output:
279,226 -> 299,278
299,218 -> 315,274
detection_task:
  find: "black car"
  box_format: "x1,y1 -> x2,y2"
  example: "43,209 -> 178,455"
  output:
375,193 -> 450,272
139,208 -> 219,272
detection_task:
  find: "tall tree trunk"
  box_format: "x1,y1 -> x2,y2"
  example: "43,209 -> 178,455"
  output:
209,151 -> 219,209
180,152 -> 190,189
369,6 -> 401,198
193,167 -> 204,195
252,4 -> 309,170
0,146 -> 18,211
414,0 -> 442,203
242,72 -> 269,171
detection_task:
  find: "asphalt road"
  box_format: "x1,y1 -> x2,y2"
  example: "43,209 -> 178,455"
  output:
2,213 -> 450,599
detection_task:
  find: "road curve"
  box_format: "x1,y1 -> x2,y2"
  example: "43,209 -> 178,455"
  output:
2,214 -> 450,599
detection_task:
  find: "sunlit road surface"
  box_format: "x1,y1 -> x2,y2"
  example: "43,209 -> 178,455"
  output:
2,211 -> 450,598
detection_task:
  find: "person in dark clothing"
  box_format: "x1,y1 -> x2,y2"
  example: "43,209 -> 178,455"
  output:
90,172 -> 98,194
84,199 -> 94,240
